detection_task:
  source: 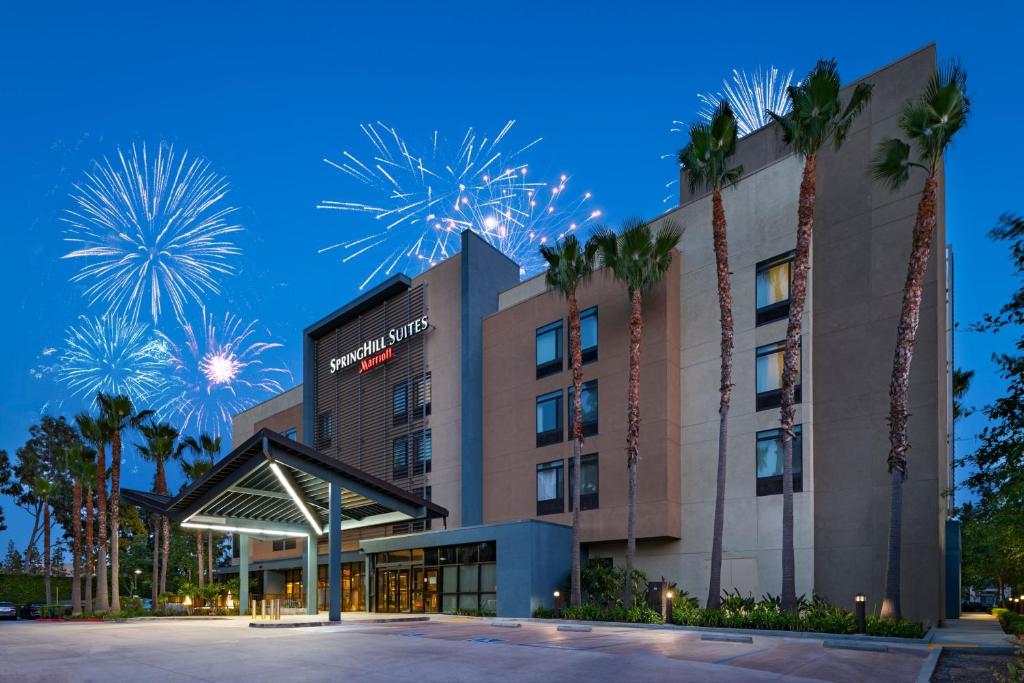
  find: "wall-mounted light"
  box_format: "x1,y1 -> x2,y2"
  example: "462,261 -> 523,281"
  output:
269,462 -> 323,535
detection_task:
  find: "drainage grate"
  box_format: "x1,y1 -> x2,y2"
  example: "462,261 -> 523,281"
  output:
466,637 -> 504,644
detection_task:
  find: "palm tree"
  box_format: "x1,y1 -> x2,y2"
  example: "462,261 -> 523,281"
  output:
84,462 -> 96,612
63,444 -> 96,615
76,413 -> 111,612
180,456 -> 213,587
184,434 -> 221,582
767,59 -> 873,612
138,421 -> 186,596
32,476 -> 55,605
96,393 -> 153,611
678,101 -> 744,610
594,218 -> 683,605
540,235 -> 598,608
871,63 -> 969,621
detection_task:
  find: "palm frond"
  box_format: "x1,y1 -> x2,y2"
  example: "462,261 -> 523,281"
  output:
870,138 -> 913,191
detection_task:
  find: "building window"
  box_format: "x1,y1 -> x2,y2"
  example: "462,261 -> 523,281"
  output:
394,373 -> 432,425
536,390 -> 564,446
393,436 -> 409,478
580,306 -> 598,364
536,459 -> 564,515
232,534 -> 240,559
756,426 -> 803,496
536,320 -> 563,378
393,429 -> 431,479
756,340 -> 801,411
318,411 -> 333,447
569,453 -> 599,511
756,252 -> 794,326
413,429 -> 432,474
567,379 -> 598,437
272,538 -> 297,552
283,427 -> 297,441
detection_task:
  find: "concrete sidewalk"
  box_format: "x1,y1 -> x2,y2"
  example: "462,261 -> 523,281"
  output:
930,613 -> 1018,652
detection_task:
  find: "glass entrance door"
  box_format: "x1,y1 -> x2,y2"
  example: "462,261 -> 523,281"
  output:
376,568 -> 412,613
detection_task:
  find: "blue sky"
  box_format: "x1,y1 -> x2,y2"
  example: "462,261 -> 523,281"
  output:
1,1 -> 1021,550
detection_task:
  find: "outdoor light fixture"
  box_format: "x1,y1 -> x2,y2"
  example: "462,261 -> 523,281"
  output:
226,594 -> 234,609
553,590 -> 560,598
854,593 -> 867,634
269,462 -> 323,535
666,591 -> 674,600
181,521 -> 309,538
134,569 -> 142,575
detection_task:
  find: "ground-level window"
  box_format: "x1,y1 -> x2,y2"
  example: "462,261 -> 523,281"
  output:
756,425 -> 803,496
536,459 -> 564,515
283,568 -> 303,601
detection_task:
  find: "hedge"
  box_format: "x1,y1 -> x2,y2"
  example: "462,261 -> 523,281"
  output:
0,573 -> 75,607
993,607 -> 1024,637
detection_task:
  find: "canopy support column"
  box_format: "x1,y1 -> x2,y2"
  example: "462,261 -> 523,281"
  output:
329,482 -> 342,622
239,533 -> 249,616
305,533 -> 318,615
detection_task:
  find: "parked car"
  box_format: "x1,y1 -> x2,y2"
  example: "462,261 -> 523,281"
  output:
20,602 -> 46,619
0,602 -> 17,620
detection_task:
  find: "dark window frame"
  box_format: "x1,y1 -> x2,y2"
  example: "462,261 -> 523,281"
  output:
567,379 -> 599,437
568,452 -> 599,511
579,306 -> 598,365
536,320 -> 564,379
393,373 -> 432,426
536,389 -> 564,447
755,340 -> 801,411
536,459 -> 565,515
755,251 -> 795,326
756,425 -> 803,496
318,411 -> 333,448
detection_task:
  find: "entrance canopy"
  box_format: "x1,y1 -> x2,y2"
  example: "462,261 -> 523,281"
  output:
123,428 -> 447,620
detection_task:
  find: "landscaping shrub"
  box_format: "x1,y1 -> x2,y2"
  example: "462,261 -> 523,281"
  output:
0,572 -> 74,607
865,615 -> 925,639
994,608 -> 1024,638
580,560 -> 648,608
562,603 -> 662,624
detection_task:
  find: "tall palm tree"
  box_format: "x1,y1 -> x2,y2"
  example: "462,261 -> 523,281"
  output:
767,59 -> 873,612
180,457 -> 213,587
84,463 -> 96,612
871,63 -> 969,621
540,235 -> 598,608
138,421 -> 186,596
184,434 -> 221,582
76,413 -> 111,612
63,444 -> 96,615
678,101 -> 744,610
32,476 -> 55,605
96,393 -> 153,611
594,218 -> 683,605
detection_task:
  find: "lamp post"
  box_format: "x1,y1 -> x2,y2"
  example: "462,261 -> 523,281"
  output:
553,590 -> 562,618
663,590 -> 674,623
854,593 -> 866,634
133,569 -> 142,598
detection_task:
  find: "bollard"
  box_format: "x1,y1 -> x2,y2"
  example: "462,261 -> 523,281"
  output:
854,593 -> 866,634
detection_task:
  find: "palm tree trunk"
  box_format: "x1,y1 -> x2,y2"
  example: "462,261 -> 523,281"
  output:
94,445 -> 110,612
110,431 -> 122,612
71,482 -> 83,615
624,289 -> 643,607
208,532 -> 214,583
43,501 -> 51,605
85,486 -> 94,612
780,155 -> 816,613
568,291 -> 583,608
151,514 -> 160,604
160,515 -> 170,595
880,174 -> 939,621
707,187 -> 734,610
197,531 -> 205,588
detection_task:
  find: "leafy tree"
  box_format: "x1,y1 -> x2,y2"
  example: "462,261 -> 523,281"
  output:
3,540 -> 23,573
678,101 -> 743,610
183,434 -> 221,584
593,218 -> 683,606
769,59 -> 873,612
62,443 -> 95,614
872,62 -> 969,620
540,235 -> 598,608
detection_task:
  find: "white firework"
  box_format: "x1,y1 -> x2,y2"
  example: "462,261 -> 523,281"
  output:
57,314 -> 170,405
62,142 -> 242,325
696,66 -> 796,137
160,307 -> 290,438
319,120 -> 601,289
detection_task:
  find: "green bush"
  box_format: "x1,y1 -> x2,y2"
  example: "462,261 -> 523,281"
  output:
865,615 -> 925,639
120,596 -> 145,612
579,561 -> 648,608
0,573 -> 74,607
994,608 -> 1024,638
561,603 -> 662,624
532,606 -> 556,619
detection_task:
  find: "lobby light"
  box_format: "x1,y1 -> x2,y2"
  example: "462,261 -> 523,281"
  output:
269,462 -> 323,535
181,521 -> 309,538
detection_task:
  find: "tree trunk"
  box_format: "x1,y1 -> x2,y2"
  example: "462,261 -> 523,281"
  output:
197,531 -> 205,588
151,515 -> 160,605
71,482 -> 83,615
24,502 -> 42,566
707,187 -> 734,610
110,430 -> 122,612
624,289 -> 643,607
880,174 -> 939,621
85,486 -> 94,612
161,515 -> 170,595
43,500 -> 51,605
94,444 -> 109,612
208,532 -> 214,584
780,155 -> 816,613
568,290 -> 583,608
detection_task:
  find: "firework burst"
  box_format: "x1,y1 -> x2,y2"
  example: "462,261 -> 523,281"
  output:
57,314 -> 170,405
319,120 -> 601,288
62,142 -> 242,325
160,307 -> 289,438
696,66 -> 796,137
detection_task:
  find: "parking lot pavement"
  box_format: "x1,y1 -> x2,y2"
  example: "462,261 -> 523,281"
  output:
0,618 -> 928,683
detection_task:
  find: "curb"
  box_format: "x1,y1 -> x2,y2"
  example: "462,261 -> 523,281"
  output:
823,639 -> 888,653
916,646 -> 941,683
249,616 -> 430,629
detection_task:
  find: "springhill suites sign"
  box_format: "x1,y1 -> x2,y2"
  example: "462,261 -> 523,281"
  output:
328,315 -> 429,374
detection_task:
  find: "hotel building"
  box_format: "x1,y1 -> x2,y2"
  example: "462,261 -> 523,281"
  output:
133,45 -> 953,624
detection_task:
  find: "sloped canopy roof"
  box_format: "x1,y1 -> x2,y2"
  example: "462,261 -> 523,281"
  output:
123,428 -> 447,539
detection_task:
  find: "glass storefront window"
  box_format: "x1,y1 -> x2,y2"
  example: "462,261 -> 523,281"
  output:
375,541 -> 497,615
480,563 -> 497,592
